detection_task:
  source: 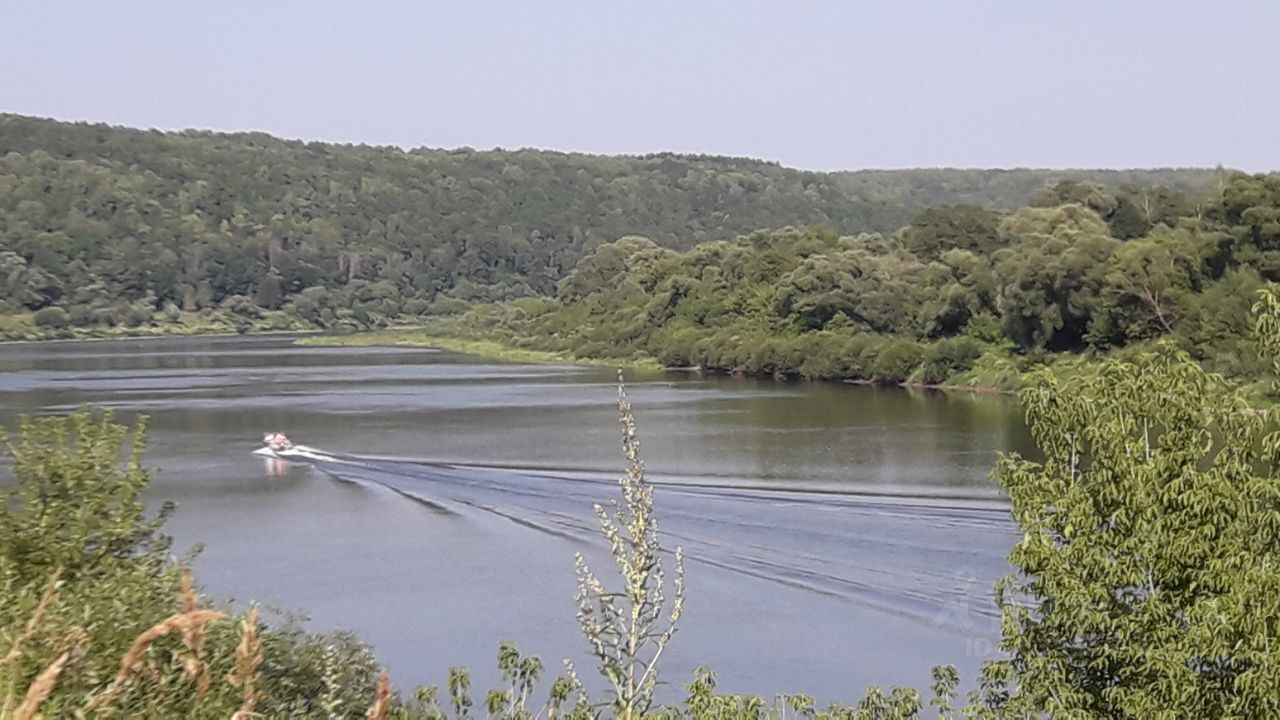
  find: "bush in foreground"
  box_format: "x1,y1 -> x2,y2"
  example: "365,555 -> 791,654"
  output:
0,412 -> 380,718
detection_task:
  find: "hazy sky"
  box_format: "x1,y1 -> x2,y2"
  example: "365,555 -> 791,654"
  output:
3,1 -> 1277,171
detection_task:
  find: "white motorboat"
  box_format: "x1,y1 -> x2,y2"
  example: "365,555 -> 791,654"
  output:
253,432 -> 335,463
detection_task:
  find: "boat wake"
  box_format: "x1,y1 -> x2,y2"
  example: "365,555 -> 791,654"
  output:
273,445 -> 1017,634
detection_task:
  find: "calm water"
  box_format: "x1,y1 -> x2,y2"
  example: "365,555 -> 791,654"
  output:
0,335 -> 1032,703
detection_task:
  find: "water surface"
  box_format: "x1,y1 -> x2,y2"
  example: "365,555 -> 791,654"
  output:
0,335 -> 1032,703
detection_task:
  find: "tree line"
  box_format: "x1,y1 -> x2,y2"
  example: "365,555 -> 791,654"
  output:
0,113 -> 1226,340
406,171 -> 1280,390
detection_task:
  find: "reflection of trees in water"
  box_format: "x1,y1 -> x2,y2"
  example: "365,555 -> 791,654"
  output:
674,379 -> 1030,489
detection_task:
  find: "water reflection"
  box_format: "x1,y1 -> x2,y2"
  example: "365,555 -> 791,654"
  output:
261,456 -> 290,478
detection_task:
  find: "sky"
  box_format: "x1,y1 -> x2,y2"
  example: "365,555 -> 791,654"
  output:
2,1 -> 1277,171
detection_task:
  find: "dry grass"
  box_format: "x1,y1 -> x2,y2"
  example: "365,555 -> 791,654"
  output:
175,567 -> 213,696
11,650 -> 70,720
367,668 -> 392,720
87,608 -> 228,711
178,567 -> 197,614
229,606 -> 262,720
0,568 -> 62,672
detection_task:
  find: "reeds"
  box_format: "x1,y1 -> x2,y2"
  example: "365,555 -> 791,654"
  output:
228,606 -> 262,720
176,567 -> 213,696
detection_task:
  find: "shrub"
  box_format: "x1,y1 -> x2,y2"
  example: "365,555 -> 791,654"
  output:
915,336 -> 986,385
0,316 -> 34,340
650,327 -> 699,367
0,411 -> 383,718
426,296 -> 472,316
32,306 -> 69,329
868,339 -> 926,384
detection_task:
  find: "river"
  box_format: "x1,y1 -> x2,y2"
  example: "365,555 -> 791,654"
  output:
0,334 -> 1033,704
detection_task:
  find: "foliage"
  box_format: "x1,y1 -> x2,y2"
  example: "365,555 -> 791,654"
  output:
0,113 -> 1237,343
0,412 -> 170,583
980,288 -> 1280,716
350,172 -> 1280,394
0,410 -> 385,718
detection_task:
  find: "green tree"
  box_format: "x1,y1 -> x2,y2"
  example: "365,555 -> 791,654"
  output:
1030,179 -> 1118,220
1090,227 -> 1216,344
900,205 -> 1002,260
0,112 -> 1227,339
982,291 -> 1280,716
558,236 -> 666,302
776,247 -> 923,333
994,204 -> 1119,350
1212,173 -> 1280,280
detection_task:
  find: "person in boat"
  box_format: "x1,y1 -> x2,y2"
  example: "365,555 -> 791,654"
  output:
263,432 -> 294,453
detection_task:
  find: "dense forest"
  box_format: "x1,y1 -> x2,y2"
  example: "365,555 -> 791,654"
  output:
0,113 -> 1227,340
339,171 -> 1280,391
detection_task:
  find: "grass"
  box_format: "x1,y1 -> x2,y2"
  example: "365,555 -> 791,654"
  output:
940,351 -> 1028,393
298,328 -> 664,370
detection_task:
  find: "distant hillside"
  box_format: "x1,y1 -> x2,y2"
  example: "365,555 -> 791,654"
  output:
0,113 -> 1228,323
833,167 -> 1224,218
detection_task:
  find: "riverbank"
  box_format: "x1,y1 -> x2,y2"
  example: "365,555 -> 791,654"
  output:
0,313 -> 1030,395
298,325 -> 1030,394
12,314 -> 1266,403
0,309 -> 312,342
297,328 -> 664,370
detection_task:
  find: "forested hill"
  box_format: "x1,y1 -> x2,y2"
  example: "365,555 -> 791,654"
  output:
0,113 -> 1227,333
832,167 -> 1222,214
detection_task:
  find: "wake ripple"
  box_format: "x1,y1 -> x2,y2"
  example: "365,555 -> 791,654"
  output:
283,449 -> 1016,634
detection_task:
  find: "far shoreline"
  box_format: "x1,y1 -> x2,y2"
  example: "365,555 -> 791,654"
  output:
298,329 -> 1024,397
0,323 -> 1029,398
0,329 -> 319,347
